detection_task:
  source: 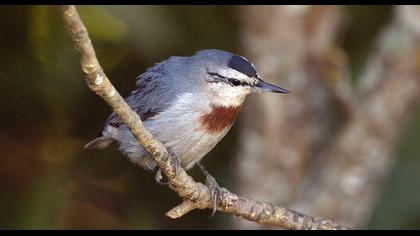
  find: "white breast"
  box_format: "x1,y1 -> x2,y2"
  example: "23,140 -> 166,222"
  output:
145,93 -> 232,169
109,92 -> 238,170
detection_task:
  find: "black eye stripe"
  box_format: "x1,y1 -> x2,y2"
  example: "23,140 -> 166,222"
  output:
230,79 -> 241,86
208,72 -> 226,80
207,71 -> 252,87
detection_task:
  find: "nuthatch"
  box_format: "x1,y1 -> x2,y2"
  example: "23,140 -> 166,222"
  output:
85,49 -> 289,214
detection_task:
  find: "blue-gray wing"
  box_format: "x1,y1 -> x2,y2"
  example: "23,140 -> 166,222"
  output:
104,58 -> 182,128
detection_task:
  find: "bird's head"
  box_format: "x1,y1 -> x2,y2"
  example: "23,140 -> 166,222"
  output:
192,49 -> 289,107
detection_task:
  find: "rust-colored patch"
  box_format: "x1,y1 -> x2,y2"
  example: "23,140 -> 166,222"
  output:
200,105 -> 241,134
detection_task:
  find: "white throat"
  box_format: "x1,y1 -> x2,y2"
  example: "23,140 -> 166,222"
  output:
207,83 -> 249,107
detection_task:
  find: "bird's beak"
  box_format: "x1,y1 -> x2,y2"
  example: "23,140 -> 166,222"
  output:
254,79 -> 289,94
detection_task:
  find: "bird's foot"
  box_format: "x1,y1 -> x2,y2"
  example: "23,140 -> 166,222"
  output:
154,148 -> 181,185
168,147 -> 181,175
154,169 -> 168,185
197,162 -> 221,217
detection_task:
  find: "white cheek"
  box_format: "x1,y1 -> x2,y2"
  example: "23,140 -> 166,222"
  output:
208,83 -> 250,107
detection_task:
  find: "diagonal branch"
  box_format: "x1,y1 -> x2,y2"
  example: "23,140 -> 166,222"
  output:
59,5 -> 350,230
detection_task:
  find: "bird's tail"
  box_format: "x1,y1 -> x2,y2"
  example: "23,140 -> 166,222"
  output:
84,136 -> 114,149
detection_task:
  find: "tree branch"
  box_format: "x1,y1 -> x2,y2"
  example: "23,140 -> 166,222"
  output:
59,5 -> 350,230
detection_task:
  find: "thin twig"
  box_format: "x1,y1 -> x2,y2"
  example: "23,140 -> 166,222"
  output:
59,5 -> 351,230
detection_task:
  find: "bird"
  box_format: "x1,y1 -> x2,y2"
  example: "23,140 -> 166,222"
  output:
85,49 -> 289,215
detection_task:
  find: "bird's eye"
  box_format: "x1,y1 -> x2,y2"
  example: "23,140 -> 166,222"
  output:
230,79 -> 241,86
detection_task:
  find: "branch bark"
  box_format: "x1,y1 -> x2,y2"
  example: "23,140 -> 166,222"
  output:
60,5 -> 350,230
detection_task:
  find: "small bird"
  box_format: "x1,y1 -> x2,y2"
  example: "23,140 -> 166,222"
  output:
85,49 -> 289,214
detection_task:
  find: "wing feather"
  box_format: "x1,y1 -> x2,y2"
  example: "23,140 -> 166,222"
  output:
104,58 -> 178,128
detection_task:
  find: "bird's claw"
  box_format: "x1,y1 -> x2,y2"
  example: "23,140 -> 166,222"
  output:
168,147 -> 181,175
198,162 -> 221,217
154,169 -> 168,185
154,148 -> 181,186
207,175 -> 221,217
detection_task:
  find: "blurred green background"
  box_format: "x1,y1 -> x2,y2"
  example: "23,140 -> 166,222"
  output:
0,5 -> 419,229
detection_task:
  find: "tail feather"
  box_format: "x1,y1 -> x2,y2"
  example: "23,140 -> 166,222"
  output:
84,136 -> 114,149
